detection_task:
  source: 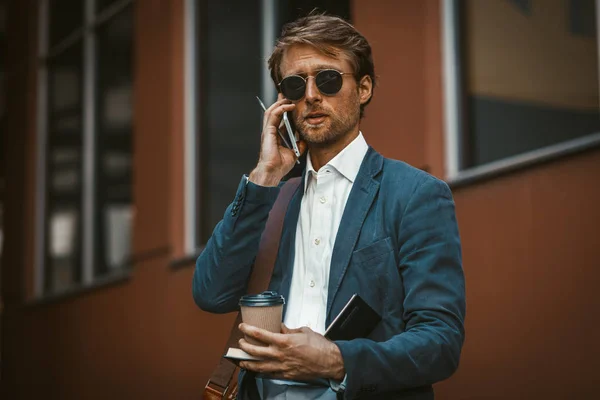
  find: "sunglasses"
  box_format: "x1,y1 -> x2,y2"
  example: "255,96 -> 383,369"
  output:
278,69 -> 351,101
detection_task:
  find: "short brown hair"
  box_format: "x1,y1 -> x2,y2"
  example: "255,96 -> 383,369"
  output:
268,13 -> 375,117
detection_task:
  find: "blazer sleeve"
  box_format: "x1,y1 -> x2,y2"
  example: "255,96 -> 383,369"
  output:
334,176 -> 466,397
192,176 -> 281,314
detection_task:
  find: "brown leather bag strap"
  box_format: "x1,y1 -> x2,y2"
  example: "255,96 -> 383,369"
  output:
203,177 -> 302,399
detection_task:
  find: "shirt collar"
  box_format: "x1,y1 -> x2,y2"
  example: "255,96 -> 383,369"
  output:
304,132 -> 369,193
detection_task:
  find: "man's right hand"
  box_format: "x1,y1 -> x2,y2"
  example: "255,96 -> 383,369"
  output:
249,95 -> 307,187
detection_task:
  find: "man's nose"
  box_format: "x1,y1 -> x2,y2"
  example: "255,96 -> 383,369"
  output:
305,76 -> 322,104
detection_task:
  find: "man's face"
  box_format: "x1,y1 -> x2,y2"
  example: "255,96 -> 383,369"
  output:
279,44 -> 366,147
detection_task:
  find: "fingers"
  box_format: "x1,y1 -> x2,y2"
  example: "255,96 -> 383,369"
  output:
238,359 -> 284,376
239,323 -> 287,347
238,338 -> 282,360
263,99 -> 295,134
250,97 -> 300,185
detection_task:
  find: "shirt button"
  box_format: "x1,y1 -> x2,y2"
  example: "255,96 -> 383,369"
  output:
309,280 -> 315,287
314,238 -> 321,245
319,196 -> 327,204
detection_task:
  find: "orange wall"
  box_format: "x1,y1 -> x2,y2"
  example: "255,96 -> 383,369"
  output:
354,0 -> 445,178
438,149 -> 600,399
3,260 -> 235,398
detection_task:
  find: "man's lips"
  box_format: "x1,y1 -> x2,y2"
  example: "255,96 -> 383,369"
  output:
305,113 -> 328,124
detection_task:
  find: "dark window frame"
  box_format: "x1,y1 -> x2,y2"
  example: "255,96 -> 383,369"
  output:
36,0 -> 134,296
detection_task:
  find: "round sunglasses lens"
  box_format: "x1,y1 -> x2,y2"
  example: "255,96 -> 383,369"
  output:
280,76 -> 306,100
316,70 -> 343,95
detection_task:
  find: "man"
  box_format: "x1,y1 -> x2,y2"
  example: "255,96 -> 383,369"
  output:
193,13 -> 465,399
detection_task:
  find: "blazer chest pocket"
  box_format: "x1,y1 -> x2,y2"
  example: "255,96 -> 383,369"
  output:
349,236 -> 395,315
351,236 -> 394,267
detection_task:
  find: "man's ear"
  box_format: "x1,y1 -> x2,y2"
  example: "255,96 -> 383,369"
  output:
358,75 -> 373,105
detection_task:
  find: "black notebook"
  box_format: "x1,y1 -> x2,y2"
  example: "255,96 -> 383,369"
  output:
324,294 -> 381,341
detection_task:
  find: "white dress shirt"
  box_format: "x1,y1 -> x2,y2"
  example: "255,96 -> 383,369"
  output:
258,133 -> 368,399
284,132 -> 369,333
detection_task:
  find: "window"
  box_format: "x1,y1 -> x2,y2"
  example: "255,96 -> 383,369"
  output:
37,0 -> 133,295
192,0 -> 350,247
445,0 -> 600,176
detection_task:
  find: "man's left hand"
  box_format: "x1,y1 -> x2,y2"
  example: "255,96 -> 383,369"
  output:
237,323 -> 345,382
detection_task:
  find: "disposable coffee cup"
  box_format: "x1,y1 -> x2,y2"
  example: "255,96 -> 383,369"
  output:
239,291 -> 285,346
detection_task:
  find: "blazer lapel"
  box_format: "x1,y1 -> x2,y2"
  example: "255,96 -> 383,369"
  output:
277,173 -> 305,318
326,148 -> 383,318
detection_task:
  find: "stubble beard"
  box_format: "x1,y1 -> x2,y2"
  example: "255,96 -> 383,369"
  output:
294,97 -> 361,148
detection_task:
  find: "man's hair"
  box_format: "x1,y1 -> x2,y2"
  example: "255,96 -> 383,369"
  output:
268,13 -> 375,118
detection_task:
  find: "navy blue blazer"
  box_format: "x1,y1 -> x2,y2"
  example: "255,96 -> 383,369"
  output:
193,147 -> 466,399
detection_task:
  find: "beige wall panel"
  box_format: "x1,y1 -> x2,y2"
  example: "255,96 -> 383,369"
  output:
467,0 -> 599,110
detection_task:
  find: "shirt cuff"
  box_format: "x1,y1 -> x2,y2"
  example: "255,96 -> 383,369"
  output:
329,374 -> 347,393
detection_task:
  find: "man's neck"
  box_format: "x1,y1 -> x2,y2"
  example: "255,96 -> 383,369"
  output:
308,128 -> 360,171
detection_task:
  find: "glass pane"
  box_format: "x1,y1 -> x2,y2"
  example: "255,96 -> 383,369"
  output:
96,0 -> 122,13
95,6 -> 133,274
48,210 -> 80,291
46,43 -> 83,292
199,0 -> 263,241
49,0 -> 83,47
278,0 -> 351,25
103,205 -> 132,268
462,0 -> 600,168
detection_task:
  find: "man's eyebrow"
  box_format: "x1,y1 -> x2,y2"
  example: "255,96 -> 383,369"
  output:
312,64 -> 340,71
287,64 -> 342,75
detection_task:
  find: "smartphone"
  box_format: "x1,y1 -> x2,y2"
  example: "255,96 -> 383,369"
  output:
282,112 -> 301,158
256,96 -> 299,160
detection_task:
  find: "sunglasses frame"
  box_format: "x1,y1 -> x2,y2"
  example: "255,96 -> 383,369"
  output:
278,69 -> 352,100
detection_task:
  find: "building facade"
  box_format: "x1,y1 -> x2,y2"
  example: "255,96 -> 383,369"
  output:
1,0 -> 599,398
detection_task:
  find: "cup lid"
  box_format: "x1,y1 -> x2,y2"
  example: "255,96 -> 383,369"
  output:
239,291 -> 285,307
